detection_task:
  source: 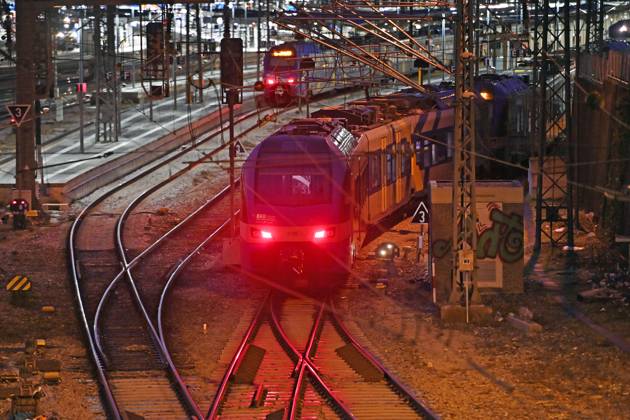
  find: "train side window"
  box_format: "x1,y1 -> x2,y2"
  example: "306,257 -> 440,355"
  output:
369,152 -> 381,193
414,135 -> 432,168
446,132 -> 453,159
386,145 -> 395,184
401,138 -> 411,176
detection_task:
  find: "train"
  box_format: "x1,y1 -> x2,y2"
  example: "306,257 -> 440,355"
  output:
240,75 -> 529,283
261,40 -> 419,104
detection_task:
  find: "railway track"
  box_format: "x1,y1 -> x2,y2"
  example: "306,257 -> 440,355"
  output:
208,291 -> 438,419
67,84 -> 415,419
68,102 -> 274,419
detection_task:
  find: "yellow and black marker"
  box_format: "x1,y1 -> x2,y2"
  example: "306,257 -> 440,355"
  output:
5,275 -> 31,292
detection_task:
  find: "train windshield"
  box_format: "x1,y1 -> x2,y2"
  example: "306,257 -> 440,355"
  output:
255,164 -> 331,206
268,48 -> 298,71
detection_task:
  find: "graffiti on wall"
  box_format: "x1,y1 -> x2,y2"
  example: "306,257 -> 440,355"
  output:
431,207 -> 524,263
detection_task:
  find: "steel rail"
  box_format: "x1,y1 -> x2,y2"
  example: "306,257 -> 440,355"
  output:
328,300 -> 440,419
112,185 -> 237,418
67,199 -> 122,420
268,296 -> 356,420
206,292 -> 270,420
71,81 -> 389,418
91,104 -> 271,415
91,107 -> 262,360
68,105 -> 265,419
286,303 -> 326,420
156,210 -> 236,347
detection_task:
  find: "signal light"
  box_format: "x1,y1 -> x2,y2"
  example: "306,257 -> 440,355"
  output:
287,78 -> 295,84
265,78 -> 276,86
479,90 -> 493,101
313,228 -> 335,240
251,228 -> 273,240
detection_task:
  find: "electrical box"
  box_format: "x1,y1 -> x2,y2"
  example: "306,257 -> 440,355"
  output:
220,38 -> 243,104
458,249 -> 474,272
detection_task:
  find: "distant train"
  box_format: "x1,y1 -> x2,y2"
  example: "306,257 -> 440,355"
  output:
609,20 -> 630,41
261,40 -> 418,104
240,75 -> 529,282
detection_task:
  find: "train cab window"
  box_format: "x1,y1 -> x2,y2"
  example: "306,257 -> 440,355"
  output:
268,47 -> 298,71
369,152 -> 381,192
256,164 -> 331,206
386,145 -> 396,184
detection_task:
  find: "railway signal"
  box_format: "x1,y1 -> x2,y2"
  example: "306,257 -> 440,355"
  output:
220,38 -> 244,105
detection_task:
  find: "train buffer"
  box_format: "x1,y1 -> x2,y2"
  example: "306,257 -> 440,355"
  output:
5,275 -> 31,293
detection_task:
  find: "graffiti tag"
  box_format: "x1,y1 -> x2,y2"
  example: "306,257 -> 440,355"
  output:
431,209 -> 524,263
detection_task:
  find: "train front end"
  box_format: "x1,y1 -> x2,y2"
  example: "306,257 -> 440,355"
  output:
262,45 -> 302,104
240,127 -> 352,284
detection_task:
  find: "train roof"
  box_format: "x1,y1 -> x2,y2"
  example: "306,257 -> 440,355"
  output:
311,88 -> 451,133
269,41 -> 322,56
259,119 -> 357,158
475,74 -> 528,95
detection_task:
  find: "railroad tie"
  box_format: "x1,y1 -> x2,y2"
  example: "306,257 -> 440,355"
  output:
335,344 -> 383,382
233,344 -> 266,384
265,408 -> 285,420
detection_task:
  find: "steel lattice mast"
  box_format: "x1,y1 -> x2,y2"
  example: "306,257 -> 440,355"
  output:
449,0 -> 479,305
532,0 -> 575,251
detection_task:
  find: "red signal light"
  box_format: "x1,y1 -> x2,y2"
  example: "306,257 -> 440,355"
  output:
251,228 -> 273,240
287,78 -> 295,84
313,228 -> 335,240
265,77 -> 276,86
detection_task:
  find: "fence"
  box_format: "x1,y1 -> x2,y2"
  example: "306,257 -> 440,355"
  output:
579,50 -> 630,85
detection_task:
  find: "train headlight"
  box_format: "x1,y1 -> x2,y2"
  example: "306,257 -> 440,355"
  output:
479,90 -> 493,101
313,228 -> 335,240
376,242 -> 400,260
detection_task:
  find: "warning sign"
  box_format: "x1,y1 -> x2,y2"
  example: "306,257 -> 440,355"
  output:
411,200 -> 430,224
6,104 -> 31,127
5,275 -> 31,292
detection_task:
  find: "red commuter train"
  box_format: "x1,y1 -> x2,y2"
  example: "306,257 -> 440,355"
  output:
240,91 -> 454,282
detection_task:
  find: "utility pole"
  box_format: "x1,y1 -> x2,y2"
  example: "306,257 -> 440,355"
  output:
221,30 -> 243,238
532,0 -> 574,251
450,0 -> 479,318
196,3 -> 203,103
186,4 -> 191,105
93,6 -> 102,143
79,13 -> 85,153
257,0 -> 262,80
14,0 -> 38,208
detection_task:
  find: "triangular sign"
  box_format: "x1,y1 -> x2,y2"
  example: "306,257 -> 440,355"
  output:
235,140 -> 245,154
6,104 -> 31,127
411,200 -> 430,224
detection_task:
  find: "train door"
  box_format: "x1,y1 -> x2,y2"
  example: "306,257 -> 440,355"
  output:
394,129 -> 405,205
353,158 -> 368,247
383,139 -> 395,213
400,137 -> 412,197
